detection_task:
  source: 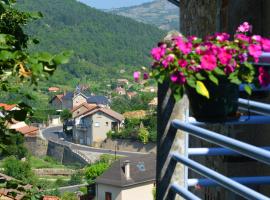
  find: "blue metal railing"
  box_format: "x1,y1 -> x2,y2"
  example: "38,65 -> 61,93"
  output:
167,98 -> 270,200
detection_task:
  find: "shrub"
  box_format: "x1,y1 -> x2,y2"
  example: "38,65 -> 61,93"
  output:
68,172 -> 83,185
138,127 -> 149,144
85,162 -> 110,183
61,192 -> 77,200
2,156 -> 35,184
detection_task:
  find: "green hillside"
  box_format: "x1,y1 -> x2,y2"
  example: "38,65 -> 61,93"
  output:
17,0 -> 166,89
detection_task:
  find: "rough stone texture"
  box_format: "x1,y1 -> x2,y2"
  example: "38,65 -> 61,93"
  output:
33,168 -> 74,176
24,136 -> 48,157
156,79 -> 189,199
179,0 -> 218,37
47,141 -> 88,166
100,138 -> 156,153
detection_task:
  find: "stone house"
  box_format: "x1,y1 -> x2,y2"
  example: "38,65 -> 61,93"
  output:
73,92 -> 110,108
115,87 -> 126,95
49,94 -> 64,110
73,106 -> 124,146
95,154 -> 156,200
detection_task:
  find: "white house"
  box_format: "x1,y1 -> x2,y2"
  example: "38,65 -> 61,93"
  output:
72,105 -> 124,146
95,154 -> 156,200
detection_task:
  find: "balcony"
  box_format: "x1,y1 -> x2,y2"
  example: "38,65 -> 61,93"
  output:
76,123 -> 89,131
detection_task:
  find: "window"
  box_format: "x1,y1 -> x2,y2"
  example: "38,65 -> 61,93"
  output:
94,122 -> 100,127
106,122 -> 109,126
105,192 -> 112,200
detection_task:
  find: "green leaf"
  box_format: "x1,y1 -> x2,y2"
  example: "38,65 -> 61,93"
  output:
229,76 -> 242,85
0,50 -> 15,60
213,67 -> 226,76
243,61 -> 253,70
209,74 -> 219,85
187,78 -> 196,88
196,81 -> 209,99
244,84 -> 252,95
37,52 -> 52,62
195,73 -> 206,80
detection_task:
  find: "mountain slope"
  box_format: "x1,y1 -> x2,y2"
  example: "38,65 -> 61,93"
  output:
17,0 -> 165,89
111,0 -> 179,30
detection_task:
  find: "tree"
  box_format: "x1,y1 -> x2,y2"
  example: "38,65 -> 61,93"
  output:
85,162 -> 110,183
138,127 -> 149,144
60,109 -> 72,122
0,0 -> 71,157
2,156 -> 35,184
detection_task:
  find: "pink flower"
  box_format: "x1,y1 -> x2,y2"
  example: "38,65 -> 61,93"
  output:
258,67 -> 270,87
238,53 -> 248,63
151,45 -> 166,61
252,35 -> 262,42
248,44 -> 262,63
235,34 -> 250,42
133,71 -> 140,82
224,60 -> 236,74
162,54 -> 175,68
200,54 -> 217,71
178,59 -> 188,68
261,38 -> 270,52
237,22 -> 252,33
218,48 -> 232,65
143,73 -> 149,80
215,33 -> 230,42
175,37 -> 192,55
170,72 -> 186,85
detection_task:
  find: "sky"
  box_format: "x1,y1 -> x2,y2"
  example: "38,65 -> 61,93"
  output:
77,0 -> 154,9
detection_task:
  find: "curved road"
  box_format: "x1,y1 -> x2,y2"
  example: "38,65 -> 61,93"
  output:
42,126 -> 148,158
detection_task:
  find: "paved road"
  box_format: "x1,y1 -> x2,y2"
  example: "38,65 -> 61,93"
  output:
42,126 -> 148,158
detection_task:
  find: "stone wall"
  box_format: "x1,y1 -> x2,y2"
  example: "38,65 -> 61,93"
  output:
24,136 -> 48,157
100,138 -> 156,153
47,140 -> 88,167
33,168 -> 75,176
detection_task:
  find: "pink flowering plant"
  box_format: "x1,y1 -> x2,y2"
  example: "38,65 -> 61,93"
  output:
142,22 -> 270,100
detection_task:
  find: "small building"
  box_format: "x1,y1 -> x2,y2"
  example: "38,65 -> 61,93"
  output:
73,91 -> 91,108
73,107 -> 124,146
87,96 -> 110,108
95,154 -> 156,200
123,110 -> 147,119
117,79 -> 129,87
49,94 -> 64,110
48,87 -> 60,92
126,91 -> 137,99
115,87 -> 126,95
62,92 -> 74,110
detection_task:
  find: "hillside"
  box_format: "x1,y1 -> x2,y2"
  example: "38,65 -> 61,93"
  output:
110,0 -> 179,30
16,0 -> 166,89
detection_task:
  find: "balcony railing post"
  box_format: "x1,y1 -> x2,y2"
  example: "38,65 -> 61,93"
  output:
156,81 -> 189,200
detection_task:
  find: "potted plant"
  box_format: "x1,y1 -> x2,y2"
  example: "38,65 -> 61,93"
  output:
135,22 -> 270,122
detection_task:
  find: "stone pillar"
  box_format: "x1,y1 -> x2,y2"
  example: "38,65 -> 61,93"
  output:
156,82 -> 189,200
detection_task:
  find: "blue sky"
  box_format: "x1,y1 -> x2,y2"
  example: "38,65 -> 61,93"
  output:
77,0 -> 154,9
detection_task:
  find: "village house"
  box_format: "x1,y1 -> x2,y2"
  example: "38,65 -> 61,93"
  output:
48,86 -> 60,93
95,154 -> 156,200
117,79 -> 129,88
72,105 -> 124,146
49,92 -> 74,111
73,91 -> 110,108
115,87 -> 126,95
49,94 -> 64,111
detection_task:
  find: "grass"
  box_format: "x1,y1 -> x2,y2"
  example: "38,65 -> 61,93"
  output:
29,156 -> 66,169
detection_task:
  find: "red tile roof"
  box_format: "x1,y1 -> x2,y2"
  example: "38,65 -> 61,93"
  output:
0,103 -> 17,111
48,87 -> 60,92
16,126 -> 38,137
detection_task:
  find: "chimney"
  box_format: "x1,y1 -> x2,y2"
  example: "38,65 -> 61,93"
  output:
123,160 -> 131,179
